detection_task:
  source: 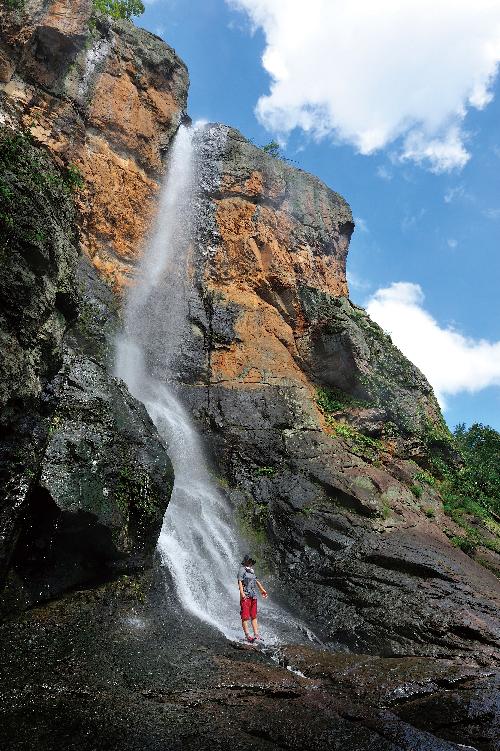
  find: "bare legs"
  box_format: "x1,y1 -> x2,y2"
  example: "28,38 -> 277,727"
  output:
241,618 -> 259,640
241,619 -> 252,639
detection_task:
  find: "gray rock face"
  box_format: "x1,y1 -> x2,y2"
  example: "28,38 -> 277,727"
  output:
297,289 -> 443,438
0,128 -> 173,612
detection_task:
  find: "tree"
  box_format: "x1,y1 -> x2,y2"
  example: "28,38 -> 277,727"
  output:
262,140 -> 281,159
453,423 -> 500,516
93,0 -> 145,21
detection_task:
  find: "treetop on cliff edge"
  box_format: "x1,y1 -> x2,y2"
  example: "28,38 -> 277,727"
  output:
92,0 -> 145,21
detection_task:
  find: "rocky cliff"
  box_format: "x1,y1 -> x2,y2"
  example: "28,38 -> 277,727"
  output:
165,124 -> 499,664
0,124 -> 174,612
0,0 -> 188,289
0,4 -> 499,751
0,0 -> 187,608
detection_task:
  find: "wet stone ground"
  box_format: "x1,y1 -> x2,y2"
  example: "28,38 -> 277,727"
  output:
0,570 -> 498,751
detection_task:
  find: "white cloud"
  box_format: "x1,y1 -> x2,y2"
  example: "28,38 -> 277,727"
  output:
400,126 -> 470,173
483,207 -> 500,220
228,0 -> 500,172
401,208 -> 426,233
376,165 -> 393,181
347,270 -> 371,292
366,282 -> 500,405
354,217 -> 369,233
444,185 -> 465,203
447,238 -> 458,248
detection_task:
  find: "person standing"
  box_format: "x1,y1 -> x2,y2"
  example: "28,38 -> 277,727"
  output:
237,554 -> 268,643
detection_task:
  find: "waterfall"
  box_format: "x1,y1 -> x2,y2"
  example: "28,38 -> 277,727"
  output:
116,125 -> 310,644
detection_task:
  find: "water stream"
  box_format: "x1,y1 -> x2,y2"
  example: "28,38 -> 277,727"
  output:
116,125 -> 311,644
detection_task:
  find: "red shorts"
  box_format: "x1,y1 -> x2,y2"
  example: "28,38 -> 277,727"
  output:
240,597 -> 257,621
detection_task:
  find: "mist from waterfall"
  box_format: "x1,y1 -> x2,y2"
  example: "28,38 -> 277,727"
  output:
116,125 -> 311,644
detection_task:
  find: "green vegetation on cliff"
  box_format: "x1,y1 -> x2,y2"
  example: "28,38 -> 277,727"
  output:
316,385 -> 370,413
298,287 -> 444,442
327,419 -> 383,461
1,0 -> 24,10
0,125 -> 80,415
0,130 -> 82,252
0,0 -> 24,10
453,423 -> 500,516
92,0 -> 145,20
439,423 -> 500,555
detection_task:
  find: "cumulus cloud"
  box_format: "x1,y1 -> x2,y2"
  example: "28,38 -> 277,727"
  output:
366,282 -> 500,405
228,0 -> 500,172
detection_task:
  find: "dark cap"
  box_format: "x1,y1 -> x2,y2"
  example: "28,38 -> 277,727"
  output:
242,554 -> 256,565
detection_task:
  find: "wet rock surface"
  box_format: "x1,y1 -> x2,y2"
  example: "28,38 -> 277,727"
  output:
1,572 -> 497,751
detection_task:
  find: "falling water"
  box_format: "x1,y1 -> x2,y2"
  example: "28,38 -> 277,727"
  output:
116,125 -> 311,644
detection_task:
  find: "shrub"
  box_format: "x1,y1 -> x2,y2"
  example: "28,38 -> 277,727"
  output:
255,466 -> 276,476
328,419 -> 383,460
423,416 -> 455,456
451,535 -> 477,555
410,483 -> 423,499
380,502 -> 391,520
93,0 -> 145,20
316,385 -> 369,414
414,470 -> 435,486
65,164 -> 84,191
417,422 -> 500,560
452,422 -> 500,517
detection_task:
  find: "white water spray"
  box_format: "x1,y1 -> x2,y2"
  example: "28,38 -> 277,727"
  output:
116,125 -> 309,643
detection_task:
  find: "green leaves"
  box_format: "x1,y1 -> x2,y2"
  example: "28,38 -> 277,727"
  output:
65,164 -> 85,192
452,422 -> 500,516
437,423 -> 500,557
92,0 -> 145,21
262,140 -> 281,158
316,386 -> 369,413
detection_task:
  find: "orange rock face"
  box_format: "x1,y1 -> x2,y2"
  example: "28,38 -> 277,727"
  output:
0,0 -> 188,290
191,126 -> 353,395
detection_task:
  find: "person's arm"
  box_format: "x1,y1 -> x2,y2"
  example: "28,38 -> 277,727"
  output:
256,579 -> 268,598
237,567 -> 247,599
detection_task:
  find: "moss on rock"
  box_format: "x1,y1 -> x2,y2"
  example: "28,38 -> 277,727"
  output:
0,128 -> 174,610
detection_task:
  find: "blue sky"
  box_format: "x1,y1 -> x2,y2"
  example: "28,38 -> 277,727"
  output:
139,0 -> 500,430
